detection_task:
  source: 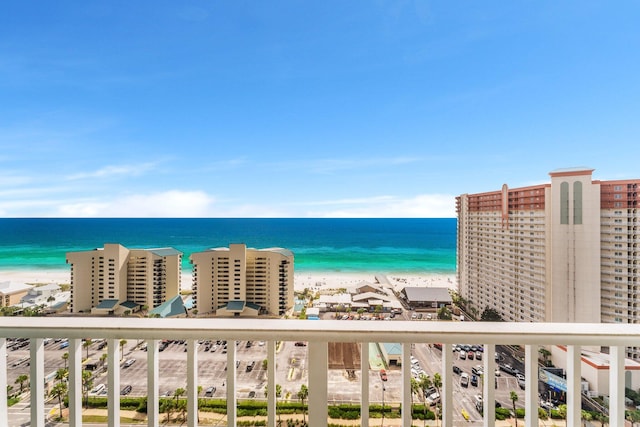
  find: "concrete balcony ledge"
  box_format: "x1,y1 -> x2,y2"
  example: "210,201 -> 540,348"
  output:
0,318 -> 634,427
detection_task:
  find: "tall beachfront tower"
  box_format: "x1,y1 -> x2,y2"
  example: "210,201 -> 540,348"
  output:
66,243 -> 182,314
457,168 -> 640,358
190,243 -> 294,317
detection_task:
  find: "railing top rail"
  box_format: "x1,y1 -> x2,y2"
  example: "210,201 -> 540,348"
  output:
1,317 -> 639,346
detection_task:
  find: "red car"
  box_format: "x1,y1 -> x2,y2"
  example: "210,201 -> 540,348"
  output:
379,369 -> 388,381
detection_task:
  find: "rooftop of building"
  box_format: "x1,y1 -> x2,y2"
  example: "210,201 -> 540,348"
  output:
0,281 -> 33,295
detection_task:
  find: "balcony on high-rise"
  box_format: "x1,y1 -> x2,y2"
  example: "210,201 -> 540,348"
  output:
0,318 -> 633,427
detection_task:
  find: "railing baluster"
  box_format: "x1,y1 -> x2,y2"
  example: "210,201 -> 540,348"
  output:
483,343 -> 496,427
402,342 -> 411,427
107,338 -> 120,427
441,343 -> 453,427
567,345 -> 581,427
308,340 -> 327,427
524,345 -> 538,427
187,339 -> 198,427
610,345 -> 625,427
69,338 -> 83,427
361,341 -> 369,427
0,338 -> 7,426
148,339 -> 160,427
267,340 -> 276,427
226,340 -> 237,426
30,338 -> 45,427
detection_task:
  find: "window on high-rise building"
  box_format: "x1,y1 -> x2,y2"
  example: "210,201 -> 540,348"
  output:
572,181 -> 583,224
560,182 -> 569,224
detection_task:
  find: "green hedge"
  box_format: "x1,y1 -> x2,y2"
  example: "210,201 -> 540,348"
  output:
328,404 -> 360,420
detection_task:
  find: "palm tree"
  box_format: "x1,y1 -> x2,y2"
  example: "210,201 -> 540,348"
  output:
628,410 -> 640,427
174,387 -> 186,402
510,391 -> 519,427
160,398 -> 175,423
83,339 -> 92,361
539,348 -> 552,365
119,339 -> 127,361
82,370 -> 93,408
15,374 -> 28,393
265,384 -> 283,425
432,373 -> 442,427
100,353 -> 107,367
418,373 -> 432,425
275,384 -> 282,425
410,377 -> 420,414
55,368 -> 68,385
61,352 -> 69,370
49,382 -> 68,421
297,384 -> 308,423
177,399 -> 187,422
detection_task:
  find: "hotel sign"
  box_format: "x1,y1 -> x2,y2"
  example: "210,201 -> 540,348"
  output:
539,368 -> 567,392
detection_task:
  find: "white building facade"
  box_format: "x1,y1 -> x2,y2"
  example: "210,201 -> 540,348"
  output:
457,168 -> 640,358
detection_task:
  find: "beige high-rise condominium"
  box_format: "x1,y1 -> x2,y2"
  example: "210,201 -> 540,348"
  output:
190,243 -> 294,317
66,243 -> 182,314
457,168 -> 640,358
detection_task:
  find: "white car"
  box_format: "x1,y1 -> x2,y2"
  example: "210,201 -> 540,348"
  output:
123,358 -> 136,368
426,392 -> 440,406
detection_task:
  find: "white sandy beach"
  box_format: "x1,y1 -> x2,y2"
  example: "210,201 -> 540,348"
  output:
1,269 -> 457,294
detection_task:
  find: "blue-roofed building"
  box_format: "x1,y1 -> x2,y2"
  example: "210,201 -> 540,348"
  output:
380,343 -> 403,366
190,243 -> 294,317
67,243 -> 182,315
148,295 -> 187,318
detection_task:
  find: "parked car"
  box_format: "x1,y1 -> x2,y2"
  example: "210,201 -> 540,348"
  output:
453,365 -> 462,375
90,384 -> 106,395
460,373 -> 469,387
426,392 -> 440,406
459,351 -> 467,360
471,374 -> 479,387
120,385 -> 132,396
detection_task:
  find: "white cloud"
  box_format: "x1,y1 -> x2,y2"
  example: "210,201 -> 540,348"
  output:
66,162 -> 158,181
304,194 -> 455,218
56,190 -> 215,217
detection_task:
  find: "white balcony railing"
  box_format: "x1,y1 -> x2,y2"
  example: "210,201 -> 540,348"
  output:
0,318 -> 635,427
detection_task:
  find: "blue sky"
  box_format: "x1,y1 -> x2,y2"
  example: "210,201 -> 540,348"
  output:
1,1 -> 639,218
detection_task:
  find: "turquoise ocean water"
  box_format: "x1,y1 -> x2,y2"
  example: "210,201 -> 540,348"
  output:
0,218 -> 456,275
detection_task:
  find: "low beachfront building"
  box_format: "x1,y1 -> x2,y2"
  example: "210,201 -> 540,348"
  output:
380,343 -> 403,366
316,293 -> 352,312
190,243 -> 294,317
550,346 -> 640,397
20,283 -> 61,306
66,243 -> 182,314
402,287 -> 452,310
0,281 -> 33,308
